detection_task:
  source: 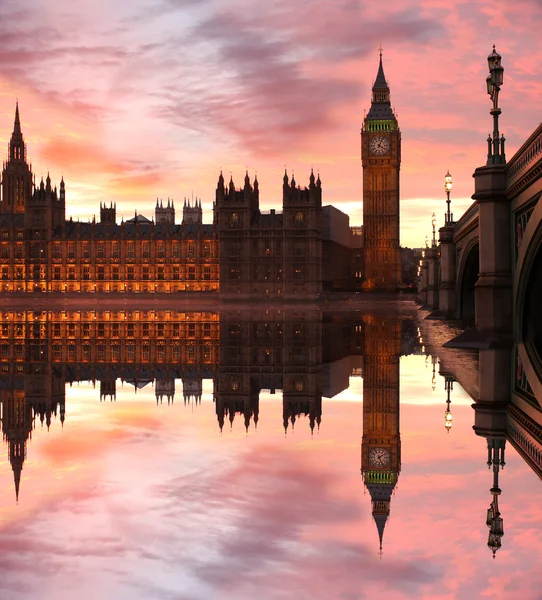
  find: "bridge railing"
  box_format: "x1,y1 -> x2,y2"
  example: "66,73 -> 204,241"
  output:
452,200 -> 478,241
507,123 -> 542,194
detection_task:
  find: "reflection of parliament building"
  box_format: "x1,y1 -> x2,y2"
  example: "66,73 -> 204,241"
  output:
0,309 -> 372,501
0,55 -> 403,295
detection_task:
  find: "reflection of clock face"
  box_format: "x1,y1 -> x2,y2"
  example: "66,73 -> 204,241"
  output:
369,136 -> 390,155
369,448 -> 390,467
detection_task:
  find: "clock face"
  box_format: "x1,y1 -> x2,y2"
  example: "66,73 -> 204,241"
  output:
369,448 -> 390,467
369,136 -> 390,155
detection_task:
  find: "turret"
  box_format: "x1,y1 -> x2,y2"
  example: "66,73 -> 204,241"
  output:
100,201 -> 116,224
155,197 -> 175,224
182,197 -> 202,225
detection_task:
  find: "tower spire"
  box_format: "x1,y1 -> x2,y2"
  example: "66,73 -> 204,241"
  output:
372,48 -> 390,102
14,101 -> 21,136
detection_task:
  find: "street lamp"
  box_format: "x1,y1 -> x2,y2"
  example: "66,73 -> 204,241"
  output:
431,213 -> 437,248
425,235 -> 429,249
444,376 -> 453,432
444,171 -> 453,226
486,45 -> 505,165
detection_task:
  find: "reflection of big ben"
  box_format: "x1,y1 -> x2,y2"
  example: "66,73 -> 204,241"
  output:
361,316 -> 402,553
361,49 -> 401,290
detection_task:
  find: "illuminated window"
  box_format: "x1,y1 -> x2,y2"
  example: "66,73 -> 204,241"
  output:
187,345 -> 195,362
295,212 -> 304,226
230,213 -> 239,227
97,243 -> 105,258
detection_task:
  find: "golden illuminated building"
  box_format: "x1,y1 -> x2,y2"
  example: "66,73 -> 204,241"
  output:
361,50 -> 402,290
0,96 -> 388,296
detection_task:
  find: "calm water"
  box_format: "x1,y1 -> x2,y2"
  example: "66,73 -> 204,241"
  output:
0,305 -> 540,600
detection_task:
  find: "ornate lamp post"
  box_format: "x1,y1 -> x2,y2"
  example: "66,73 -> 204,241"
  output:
444,171 -> 453,226
431,213 -> 437,247
444,376 -> 453,432
431,355 -> 437,390
486,45 -> 505,165
485,439 -> 506,558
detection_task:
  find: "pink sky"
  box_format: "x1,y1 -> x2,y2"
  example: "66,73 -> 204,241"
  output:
0,359 -> 540,599
1,0 -> 541,246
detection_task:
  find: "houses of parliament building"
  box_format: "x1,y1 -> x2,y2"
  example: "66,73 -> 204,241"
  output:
0,56 -> 401,295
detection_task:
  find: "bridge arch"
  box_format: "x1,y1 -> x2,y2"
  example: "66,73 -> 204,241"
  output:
457,239 -> 479,322
517,219 -> 542,368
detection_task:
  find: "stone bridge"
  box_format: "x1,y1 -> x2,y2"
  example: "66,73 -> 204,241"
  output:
419,124 -> 542,371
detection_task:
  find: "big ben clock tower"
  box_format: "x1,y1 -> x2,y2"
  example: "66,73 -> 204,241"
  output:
361,316 -> 402,554
361,50 -> 401,290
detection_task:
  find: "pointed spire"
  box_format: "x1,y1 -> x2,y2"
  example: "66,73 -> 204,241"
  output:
374,513 -> 388,554
14,467 -> 21,504
373,46 -> 388,91
14,101 -> 21,136
283,168 -> 289,186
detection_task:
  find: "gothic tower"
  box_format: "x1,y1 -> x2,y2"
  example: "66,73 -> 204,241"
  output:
361,315 -> 402,554
1,103 -> 33,214
156,198 -> 175,224
182,198 -> 201,225
361,51 -> 401,290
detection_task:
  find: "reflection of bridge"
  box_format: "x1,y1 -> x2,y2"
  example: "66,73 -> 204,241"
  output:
420,317 -> 542,557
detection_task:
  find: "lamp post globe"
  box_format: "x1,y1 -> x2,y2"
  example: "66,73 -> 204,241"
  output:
444,171 -> 453,226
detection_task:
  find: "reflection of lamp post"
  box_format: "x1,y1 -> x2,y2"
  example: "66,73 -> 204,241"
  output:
431,213 -> 437,247
444,171 -> 453,226
486,45 -> 505,165
444,376 -> 453,432
486,439 -> 505,558
431,356 -> 437,390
